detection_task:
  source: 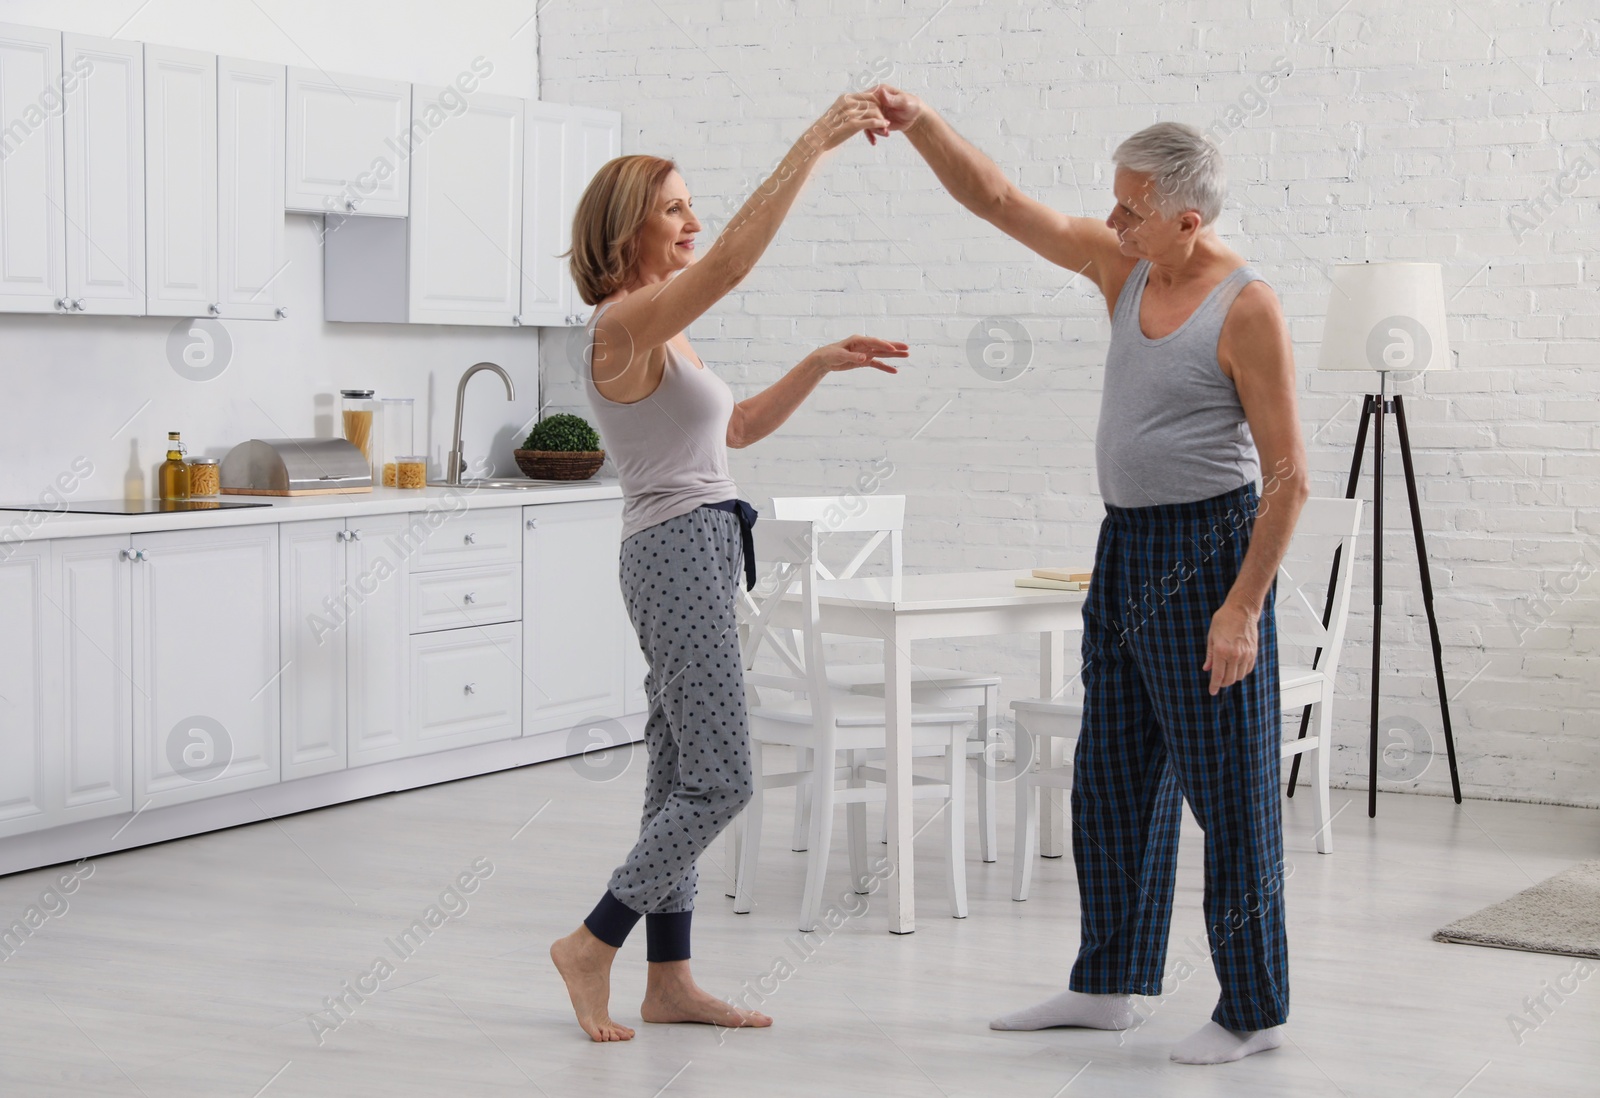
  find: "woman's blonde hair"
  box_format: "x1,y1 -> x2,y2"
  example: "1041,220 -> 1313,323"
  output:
567,154 -> 679,306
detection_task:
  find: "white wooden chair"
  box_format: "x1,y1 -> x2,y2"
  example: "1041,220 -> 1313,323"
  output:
1275,496 -> 1364,854
729,518 -> 973,931
1007,496 -> 1365,900
769,495 -> 1006,862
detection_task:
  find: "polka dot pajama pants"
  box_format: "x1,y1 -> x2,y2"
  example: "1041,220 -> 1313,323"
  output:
606,507 -> 754,921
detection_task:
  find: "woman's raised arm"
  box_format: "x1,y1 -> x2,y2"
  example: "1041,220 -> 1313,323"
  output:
595,92 -> 888,357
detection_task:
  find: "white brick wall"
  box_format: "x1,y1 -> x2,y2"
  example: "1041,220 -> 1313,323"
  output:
538,0 -> 1600,808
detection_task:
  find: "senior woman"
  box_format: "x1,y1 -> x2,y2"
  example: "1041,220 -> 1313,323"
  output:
872,86 -> 1309,1066
549,93 -> 907,1043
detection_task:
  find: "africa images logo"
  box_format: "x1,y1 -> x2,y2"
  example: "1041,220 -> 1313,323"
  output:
1365,315 -> 1433,373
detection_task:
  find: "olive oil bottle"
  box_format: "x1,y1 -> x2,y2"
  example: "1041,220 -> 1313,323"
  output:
158,431 -> 190,501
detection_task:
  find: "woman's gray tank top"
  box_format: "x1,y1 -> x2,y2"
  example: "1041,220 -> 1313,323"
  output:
582,301 -> 739,541
1096,259 -> 1266,508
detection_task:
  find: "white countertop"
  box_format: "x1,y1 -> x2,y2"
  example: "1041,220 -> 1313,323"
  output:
0,478 -> 623,543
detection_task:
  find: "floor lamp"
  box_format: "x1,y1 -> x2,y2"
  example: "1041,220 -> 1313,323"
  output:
1298,262 -> 1463,817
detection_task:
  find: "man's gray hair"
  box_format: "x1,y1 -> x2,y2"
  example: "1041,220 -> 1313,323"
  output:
1112,123 -> 1227,226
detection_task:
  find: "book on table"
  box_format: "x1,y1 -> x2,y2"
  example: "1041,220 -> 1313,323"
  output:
1015,576 -> 1089,591
1031,567 -> 1092,582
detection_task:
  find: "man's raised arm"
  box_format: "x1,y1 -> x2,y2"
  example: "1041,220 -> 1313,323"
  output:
873,84 -> 1128,296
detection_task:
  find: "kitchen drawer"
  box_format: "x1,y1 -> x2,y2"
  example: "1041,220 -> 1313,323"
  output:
410,564 -> 520,634
410,623 -> 521,751
410,507 -> 521,572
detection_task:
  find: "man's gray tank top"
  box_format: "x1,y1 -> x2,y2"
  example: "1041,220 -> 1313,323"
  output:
583,300 -> 740,542
1096,259 -> 1266,508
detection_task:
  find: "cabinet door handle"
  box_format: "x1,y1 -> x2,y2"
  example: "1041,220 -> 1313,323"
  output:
463,592 -> 476,604
463,682 -> 477,695
134,549 -> 148,562
345,199 -> 357,212
512,314 -> 523,326
525,518 -> 538,531
463,532 -> 477,545
119,547 -> 136,561
349,529 -> 362,542
55,298 -> 71,312
275,306 -> 289,319
72,299 -> 86,311
208,303 -> 221,316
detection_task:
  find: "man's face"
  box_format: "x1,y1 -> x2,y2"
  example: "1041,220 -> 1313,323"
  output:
1106,166 -> 1197,259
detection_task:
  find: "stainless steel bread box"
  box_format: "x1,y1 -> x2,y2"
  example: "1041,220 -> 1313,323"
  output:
220,438 -> 373,496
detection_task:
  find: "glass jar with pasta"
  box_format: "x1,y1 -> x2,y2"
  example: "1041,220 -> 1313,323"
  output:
340,389 -> 378,479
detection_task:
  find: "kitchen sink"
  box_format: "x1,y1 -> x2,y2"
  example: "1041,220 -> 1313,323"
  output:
428,477 -> 588,489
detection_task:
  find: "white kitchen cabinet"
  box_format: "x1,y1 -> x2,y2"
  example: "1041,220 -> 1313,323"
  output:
0,23 -> 66,312
516,101 -> 569,327
217,57 -> 286,320
411,623 -> 522,751
51,536 -> 137,830
279,518 -> 348,781
523,500 -> 625,734
411,505 -> 522,571
0,491 -> 636,875
407,87 -> 523,326
326,98 -> 618,328
517,104 -> 620,327
558,107 -> 621,327
410,564 -> 521,633
131,525 -> 279,807
62,34 -> 145,316
348,511 -> 524,766
285,68 -> 409,216
346,513 -> 415,767
144,44 -> 217,317
0,537 -> 140,838
0,537 -> 143,840
0,543 -> 50,837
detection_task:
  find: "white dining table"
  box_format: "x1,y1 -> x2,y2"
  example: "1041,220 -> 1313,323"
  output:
770,570 -> 1087,934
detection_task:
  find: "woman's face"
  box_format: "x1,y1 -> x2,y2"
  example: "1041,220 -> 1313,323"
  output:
633,171 -> 702,284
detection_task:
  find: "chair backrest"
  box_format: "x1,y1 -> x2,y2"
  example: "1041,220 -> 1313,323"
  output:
769,495 -> 905,580
739,518 -> 835,724
1276,497 -> 1364,682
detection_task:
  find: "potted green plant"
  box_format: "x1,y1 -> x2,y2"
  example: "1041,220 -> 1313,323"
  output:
515,413 -> 606,481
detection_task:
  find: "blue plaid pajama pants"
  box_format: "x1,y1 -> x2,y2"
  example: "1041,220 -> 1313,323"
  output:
1067,483 -> 1289,1032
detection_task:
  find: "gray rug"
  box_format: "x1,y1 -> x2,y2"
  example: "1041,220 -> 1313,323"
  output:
1434,860 -> 1600,959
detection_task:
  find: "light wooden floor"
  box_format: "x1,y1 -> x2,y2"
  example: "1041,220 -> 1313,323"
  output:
1,748 -> 1596,1098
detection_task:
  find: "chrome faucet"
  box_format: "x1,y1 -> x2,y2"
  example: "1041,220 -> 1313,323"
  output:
443,361 -> 516,486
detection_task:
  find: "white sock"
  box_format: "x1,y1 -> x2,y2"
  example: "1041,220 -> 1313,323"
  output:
989,990 -> 1134,1031
1169,1021 -> 1283,1064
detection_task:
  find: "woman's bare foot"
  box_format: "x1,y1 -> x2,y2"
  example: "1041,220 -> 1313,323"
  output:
550,926 -> 635,1042
640,961 -> 773,1029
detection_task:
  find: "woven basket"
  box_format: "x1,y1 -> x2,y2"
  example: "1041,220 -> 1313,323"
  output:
514,449 -> 605,481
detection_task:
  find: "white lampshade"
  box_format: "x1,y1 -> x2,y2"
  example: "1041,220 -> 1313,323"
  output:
1318,262 -> 1451,373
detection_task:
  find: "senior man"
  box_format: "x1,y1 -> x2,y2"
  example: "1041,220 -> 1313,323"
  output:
872,86 -> 1308,1066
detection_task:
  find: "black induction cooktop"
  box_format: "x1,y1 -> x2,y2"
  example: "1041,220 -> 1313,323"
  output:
0,499 -> 273,515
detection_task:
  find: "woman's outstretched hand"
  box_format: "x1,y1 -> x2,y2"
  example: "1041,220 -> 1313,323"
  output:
868,84 -> 924,142
808,92 -> 892,151
810,336 -> 910,375
728,336 -> 908,448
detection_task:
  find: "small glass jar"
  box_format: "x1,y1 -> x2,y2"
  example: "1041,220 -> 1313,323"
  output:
340,389 -> 378,474
379,397 -> 415,488
396,455 -> 427,490
186,457 -> 220,497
